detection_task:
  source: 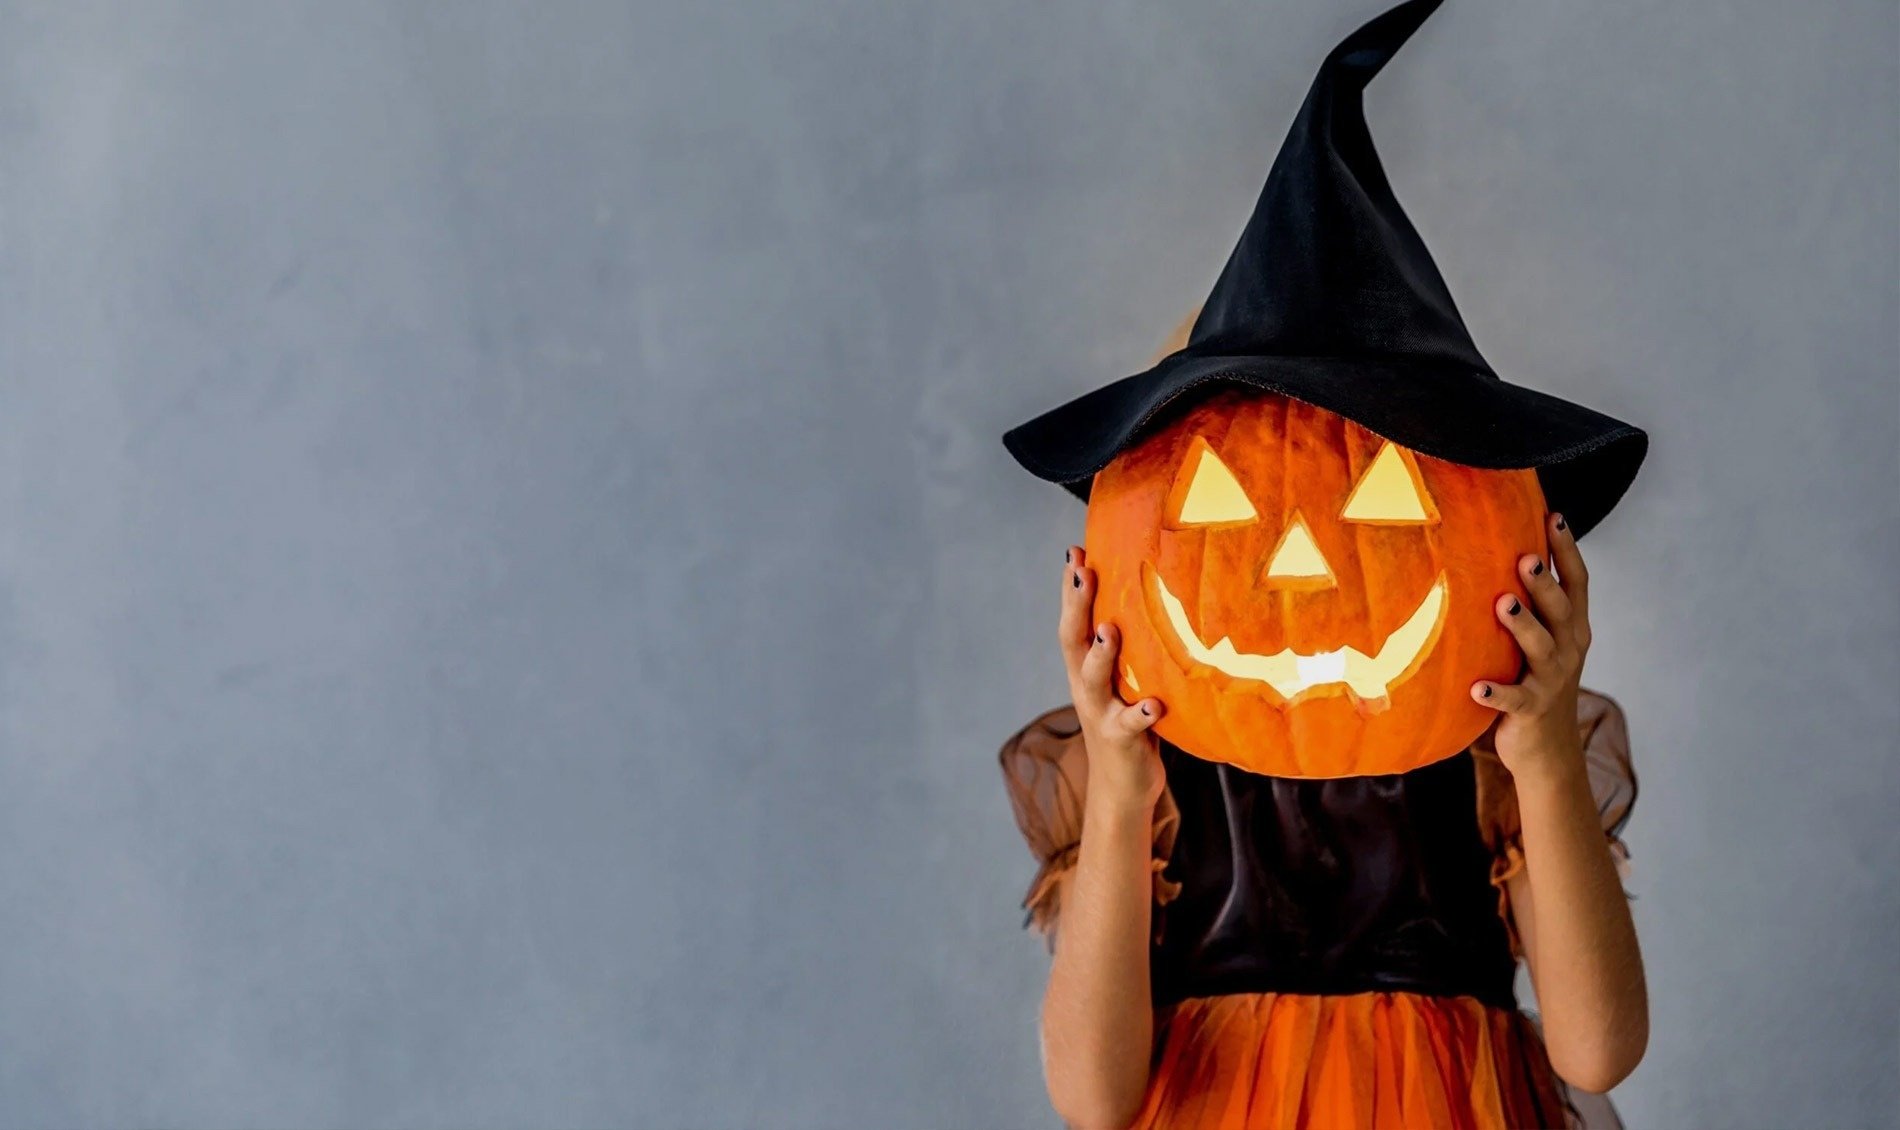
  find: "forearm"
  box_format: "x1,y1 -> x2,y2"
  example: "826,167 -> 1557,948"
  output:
1041,788 -> 1158,1128
1515,755 -> 1648,1090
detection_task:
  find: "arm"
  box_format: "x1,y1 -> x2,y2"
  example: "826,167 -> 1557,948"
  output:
1040,545 -> 1170,1130
1504,765 -> 1647,1093
1474,512 -> 1649,1094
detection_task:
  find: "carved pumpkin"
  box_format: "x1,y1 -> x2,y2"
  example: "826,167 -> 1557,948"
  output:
1085,387 -> 1547,778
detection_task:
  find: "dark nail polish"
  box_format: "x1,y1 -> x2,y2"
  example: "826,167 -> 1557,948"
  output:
1141,704 -> 1152,716
1530,560 -> 1544,576
1554,516 -> 1567,532
1072,572 -> 1081,589
1095,630 -> 1104,645
1480,684 -> 1492,698
1507,598 -> 1521,615
1065,549 -> 1071,563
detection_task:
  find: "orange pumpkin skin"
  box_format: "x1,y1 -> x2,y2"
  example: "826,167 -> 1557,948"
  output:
1085,388 -> 1548,779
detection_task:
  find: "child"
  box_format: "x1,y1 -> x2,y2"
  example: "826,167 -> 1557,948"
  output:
996,3 -> 1648,1125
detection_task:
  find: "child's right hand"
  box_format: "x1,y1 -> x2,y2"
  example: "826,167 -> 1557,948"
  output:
1059,546 -> 1168,811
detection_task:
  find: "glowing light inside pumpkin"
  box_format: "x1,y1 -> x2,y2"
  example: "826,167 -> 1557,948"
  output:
1148,565 -> 1449,701
1341,442 -> 1439,524
1171,441 -> 1258,527
1264,512 -> 1334,586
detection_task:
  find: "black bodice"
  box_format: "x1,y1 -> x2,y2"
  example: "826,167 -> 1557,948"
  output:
1149,741 -> 1519,1012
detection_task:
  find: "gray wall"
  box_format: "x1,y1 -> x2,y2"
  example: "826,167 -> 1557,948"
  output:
0,1 -> 1891,1127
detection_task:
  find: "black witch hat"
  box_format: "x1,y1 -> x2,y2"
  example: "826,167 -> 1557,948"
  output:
1002,0 -> 1646,538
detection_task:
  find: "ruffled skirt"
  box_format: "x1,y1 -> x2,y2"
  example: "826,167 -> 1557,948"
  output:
1125,991 -> 1593,1130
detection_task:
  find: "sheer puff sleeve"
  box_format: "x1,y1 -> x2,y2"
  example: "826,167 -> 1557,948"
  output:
1471,687 -> 1638,961
998,704 -> 1183,952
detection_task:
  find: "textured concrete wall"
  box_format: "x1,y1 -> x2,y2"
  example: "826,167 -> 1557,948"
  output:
0,1 -> 1891,1126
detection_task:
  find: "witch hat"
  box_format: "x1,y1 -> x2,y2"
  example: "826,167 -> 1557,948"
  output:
1002,0 -> 1646,538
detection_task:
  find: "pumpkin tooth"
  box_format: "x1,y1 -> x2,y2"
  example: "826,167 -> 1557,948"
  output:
1150,568 -> 1449,704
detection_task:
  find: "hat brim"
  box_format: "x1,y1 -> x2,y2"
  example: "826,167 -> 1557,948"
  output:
1003,352 -> 1647,539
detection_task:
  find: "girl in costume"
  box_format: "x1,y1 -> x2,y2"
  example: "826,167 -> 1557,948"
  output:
997,3 -> 1648,1127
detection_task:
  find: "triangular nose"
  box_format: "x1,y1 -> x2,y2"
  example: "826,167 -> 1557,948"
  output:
1264,513 -> 1335,588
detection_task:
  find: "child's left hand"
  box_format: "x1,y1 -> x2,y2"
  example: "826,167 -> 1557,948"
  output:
1471,511 -> 1590,780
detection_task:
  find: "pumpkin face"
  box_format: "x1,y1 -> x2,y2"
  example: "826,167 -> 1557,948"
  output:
1085,388 -> 1547,778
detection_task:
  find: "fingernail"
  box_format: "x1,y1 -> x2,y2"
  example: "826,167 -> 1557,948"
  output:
1479,683 -> 1492,698
1141,704 -> 1152,716
1506,598 -> 1521,615
1530,560 -> 1544,576
1065,548 -> 1072,563
1553,515 -> 1567,532
1072,571 -> 1081,589
1095,629 -> 1104,645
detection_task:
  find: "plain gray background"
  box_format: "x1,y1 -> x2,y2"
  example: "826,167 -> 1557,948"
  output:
0,1 -> 1893,1127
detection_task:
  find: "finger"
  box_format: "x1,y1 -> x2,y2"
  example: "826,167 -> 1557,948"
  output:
1547,511 -> 1591,631
1519,551 -> 1573,640
1075,619 -> 1120,711
1105,696 -> 1165,736
1057,549 -> 1092,674
1498,591 -> 1558,667
1471,677 -> 1536,713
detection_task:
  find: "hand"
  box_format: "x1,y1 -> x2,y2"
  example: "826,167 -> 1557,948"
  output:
1471,512 -> 1592,779
1060,546 -> 1168,810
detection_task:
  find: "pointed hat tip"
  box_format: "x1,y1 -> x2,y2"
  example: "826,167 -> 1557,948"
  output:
1320,0 -> 1446,92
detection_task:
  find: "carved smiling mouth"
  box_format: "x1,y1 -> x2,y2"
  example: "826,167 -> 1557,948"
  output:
1146,564 -> 1449,704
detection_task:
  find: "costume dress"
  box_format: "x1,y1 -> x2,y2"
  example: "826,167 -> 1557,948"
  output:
1000,689 -> 1635,1129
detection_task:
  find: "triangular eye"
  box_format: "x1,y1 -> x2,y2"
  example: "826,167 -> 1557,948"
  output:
1341,442 -> 1439,524
1167,438 -> 1258,528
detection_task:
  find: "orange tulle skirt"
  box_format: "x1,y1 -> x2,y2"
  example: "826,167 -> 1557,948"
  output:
1124,991 -> 1575,1130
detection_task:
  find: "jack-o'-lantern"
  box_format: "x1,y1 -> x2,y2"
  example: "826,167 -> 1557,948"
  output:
1084,387 -> 1546,778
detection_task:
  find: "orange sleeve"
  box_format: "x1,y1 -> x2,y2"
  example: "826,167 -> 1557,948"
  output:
998,705 -> 1182,952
